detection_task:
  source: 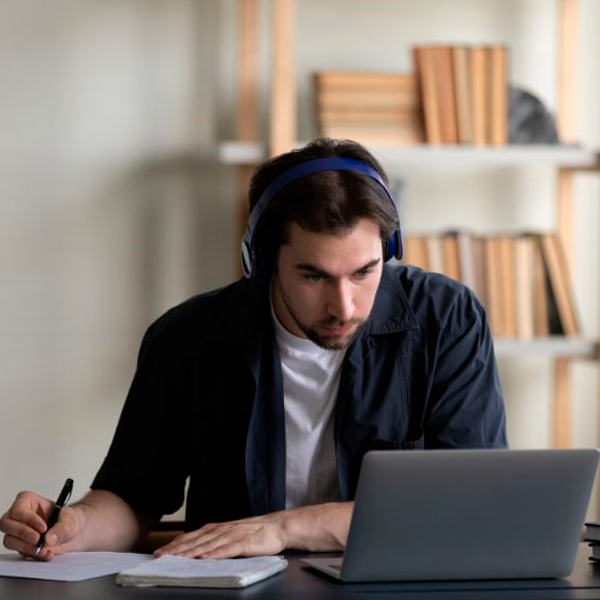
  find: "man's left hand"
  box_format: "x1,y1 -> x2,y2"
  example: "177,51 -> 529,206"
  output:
153,514 -> 286,559
153,501 -> 353,559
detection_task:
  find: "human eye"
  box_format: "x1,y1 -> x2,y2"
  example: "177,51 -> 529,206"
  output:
303,273 -> 324,282
354,267 -> 374,279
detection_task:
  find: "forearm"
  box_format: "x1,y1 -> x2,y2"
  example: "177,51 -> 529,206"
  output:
274,501 -> 354,552
69,490 -> 156,552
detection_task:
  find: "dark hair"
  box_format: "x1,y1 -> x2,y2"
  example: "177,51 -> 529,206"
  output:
248,138 -> 399,272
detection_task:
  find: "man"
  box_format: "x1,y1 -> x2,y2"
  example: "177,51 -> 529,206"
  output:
0,138 -> 507,561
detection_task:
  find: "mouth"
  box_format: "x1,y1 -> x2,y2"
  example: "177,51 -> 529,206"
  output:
321,323 -> 357,337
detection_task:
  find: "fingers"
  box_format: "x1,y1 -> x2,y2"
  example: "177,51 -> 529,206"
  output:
3,534 -> 51,560
1,491 -> 51,533
0,491 -> 54,559
154,520 -> 285,560
154,526 -> 224,558
0,492 -> 77,561
2,507 -> 48,536
196,539 -> 247,560
0,512 -> 45,546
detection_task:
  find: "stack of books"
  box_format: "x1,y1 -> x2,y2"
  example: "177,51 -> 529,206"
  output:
313,70 -> 425,145
412,45 -> 508,145
403,231 -> 580,339
584,522 -> 600,561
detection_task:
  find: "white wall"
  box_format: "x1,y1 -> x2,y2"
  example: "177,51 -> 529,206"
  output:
0,0 -> 598,518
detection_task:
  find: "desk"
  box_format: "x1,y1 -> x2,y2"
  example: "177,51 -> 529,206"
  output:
2,544 -> 600,599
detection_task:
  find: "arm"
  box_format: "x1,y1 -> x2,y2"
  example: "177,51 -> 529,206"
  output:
0,489 -> 155,561
154,501 -> 354,559
426,289 -> 507,448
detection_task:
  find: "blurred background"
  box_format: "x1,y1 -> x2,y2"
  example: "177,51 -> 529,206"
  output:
1,0 -> 599,519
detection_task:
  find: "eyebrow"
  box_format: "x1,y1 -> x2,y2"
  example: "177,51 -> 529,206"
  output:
295,258 -> 381,277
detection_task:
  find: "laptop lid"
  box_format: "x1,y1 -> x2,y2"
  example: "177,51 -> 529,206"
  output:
337,448 -> 598,582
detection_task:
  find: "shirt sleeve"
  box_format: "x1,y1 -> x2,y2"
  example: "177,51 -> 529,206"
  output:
425,288 -> 508,449
91,318 -> 191,519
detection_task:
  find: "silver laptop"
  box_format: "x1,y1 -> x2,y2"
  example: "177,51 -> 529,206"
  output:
303,448 -> 599,582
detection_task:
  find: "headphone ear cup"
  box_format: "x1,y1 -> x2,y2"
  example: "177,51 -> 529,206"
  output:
392,228 -> 403,260
382,229 -> 403,262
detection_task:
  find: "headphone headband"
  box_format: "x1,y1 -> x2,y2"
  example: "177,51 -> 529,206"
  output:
241,156 -> 403,278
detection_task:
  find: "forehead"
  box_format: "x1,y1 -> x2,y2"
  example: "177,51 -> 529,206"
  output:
280,219 -> 382,272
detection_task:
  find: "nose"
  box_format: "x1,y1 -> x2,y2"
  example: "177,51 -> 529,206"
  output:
326,281 -> 355,323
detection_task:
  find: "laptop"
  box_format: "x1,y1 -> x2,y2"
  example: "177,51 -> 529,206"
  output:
303,448 -> 599,582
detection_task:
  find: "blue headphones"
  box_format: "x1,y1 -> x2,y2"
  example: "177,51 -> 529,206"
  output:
240,156 -> 403,278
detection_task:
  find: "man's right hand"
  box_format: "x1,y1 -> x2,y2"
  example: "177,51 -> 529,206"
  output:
0,491 -> 82,561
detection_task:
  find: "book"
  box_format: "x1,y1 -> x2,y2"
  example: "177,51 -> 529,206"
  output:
498,236 -> 516,338
488,45 -> 508,145
116,555 -> 288,589
484,236 -> 502,337
435,46 -> 459,144
314,71 -> 425,145
531,236 -> 550,336
539,233 -> 580,336
414,46 -> 442,144
469,46 -> 487,146
513,236 -> 535,339
452,46 -> 472,144
316,123 -> 422,145
585,522 -> 600,543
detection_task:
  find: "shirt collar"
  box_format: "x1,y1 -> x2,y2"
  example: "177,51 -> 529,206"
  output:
360,265 -> 420,336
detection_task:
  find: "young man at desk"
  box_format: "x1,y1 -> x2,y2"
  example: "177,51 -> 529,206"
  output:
0,138 -> 507,561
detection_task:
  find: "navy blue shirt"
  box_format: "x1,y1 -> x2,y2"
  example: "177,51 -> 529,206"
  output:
92,265 -> 507,531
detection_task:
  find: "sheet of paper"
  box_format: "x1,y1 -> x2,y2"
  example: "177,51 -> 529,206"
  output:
0,552 -> 153,582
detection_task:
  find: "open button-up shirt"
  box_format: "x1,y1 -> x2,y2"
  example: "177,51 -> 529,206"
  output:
92,265 -> 507,531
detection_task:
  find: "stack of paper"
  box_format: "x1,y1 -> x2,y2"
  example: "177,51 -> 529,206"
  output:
116,555 -> 288,588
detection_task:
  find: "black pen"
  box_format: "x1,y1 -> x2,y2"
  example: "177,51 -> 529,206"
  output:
35,478 -> 73,556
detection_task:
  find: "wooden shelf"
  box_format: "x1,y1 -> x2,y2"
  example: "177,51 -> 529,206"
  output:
200,142 -> 600,169
375,145 -> 600,169
494,336 -> 599,359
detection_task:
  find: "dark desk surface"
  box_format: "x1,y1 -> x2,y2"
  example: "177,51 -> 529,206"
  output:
2,544 -> 600,600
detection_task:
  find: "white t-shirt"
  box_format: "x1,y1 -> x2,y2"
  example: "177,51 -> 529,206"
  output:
271,306 -> 345,509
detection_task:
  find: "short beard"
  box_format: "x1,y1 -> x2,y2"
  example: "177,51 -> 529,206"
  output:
274,277 -> 365,350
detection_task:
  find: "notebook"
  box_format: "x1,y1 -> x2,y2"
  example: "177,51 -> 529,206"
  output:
116,555 -> 287,588
303,448 -> 599,582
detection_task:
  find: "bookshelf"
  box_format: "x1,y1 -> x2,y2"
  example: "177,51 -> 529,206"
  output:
226,0 -> 599,450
